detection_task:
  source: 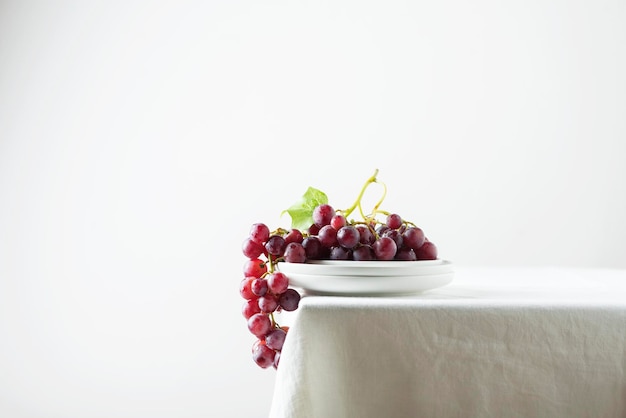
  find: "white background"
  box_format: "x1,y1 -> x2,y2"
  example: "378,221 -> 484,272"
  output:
1,1 -> 625,417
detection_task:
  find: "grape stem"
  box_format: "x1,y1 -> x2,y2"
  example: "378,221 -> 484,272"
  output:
341,169 -> 388,223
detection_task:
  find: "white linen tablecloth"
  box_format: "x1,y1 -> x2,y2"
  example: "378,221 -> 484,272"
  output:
269,266 -> 626,418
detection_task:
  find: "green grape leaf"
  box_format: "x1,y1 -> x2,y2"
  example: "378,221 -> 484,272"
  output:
282,187 -> 328,230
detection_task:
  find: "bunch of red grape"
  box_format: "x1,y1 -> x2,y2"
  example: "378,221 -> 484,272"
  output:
301,203 -> 438,262
240,202 -> 438,369
240,222 -> 302,369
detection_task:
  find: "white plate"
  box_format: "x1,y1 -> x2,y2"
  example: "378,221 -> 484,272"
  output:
276,259 -> 453,277
275,259 -> 455,296
280,271 -> 455,296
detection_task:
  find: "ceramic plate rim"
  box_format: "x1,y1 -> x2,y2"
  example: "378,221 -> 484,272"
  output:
286,271 -> 455,296
276,259 -> 453,277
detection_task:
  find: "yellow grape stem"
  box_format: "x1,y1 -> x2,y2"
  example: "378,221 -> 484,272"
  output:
342,169 -> 388,223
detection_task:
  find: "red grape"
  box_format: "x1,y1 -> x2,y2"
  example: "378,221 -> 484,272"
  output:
283,242 -> 306,263
251,278 -> 268,296
247,313 -> 272,338
242,237 -> 265,259
352,245 -> 375,260
279,289 -> 301,312
252,341 -> 276,369
302,236 -> 322,259
415,240 -> 438,260
402,227 -> 425,250
329,246 -> 351,260
243,258 -> 267,278
265,328 -> 287,351
312,204 -> 335,227
258,294 -> 279,313
318,225 -> 338,248
250,223 -> 270,244
337,225 -> 360,249
330,214 -> 347,230
307,223 -> 320,235
284,228 -> 304,244
242,299 -> 261,319
239,277 -> 256,300
265,235 -> 286,258
395,247 -> 417,261
372,236 -> 397,260
267,272 -> 289,294
386,213 -> 403,229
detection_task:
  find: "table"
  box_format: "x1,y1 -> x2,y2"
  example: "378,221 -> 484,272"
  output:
269,266 -> 626,418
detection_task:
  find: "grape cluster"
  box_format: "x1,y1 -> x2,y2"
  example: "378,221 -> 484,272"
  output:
241,202 -> 438,369
240,222 -> 302,369
300,203 -> 438,262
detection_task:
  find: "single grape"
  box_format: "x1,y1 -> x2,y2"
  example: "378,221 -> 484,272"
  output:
307,223 -> 320,235
330,214 -> 347,230
329,246 -> 351,260
372,236 -> 397,260
247,313 -> 272,338
265,235 -> 287,258
395,247 -> 417,261
318,225 -> 338,248
258,294 -> 279,313
265,328 -> 287,351
283,242 -> 307,263
251,278 -> 268,296
386,213 -> 403,229
267,272 -> 289,294
250,223 -> 270,244
302,236 -> 323,259
402,226 -> 425,250
242,299 -> 261,319
239,277 -> 257,300
312,204 -> 335,227
415,240 -> 438,260
337,225 -> 360,249
252,341 -> 276,369
352,245 -> 375,261
242,237 -> 265,259
284,228 -> 304,245
243,258 -> 267,278
279,289 -> 301,312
